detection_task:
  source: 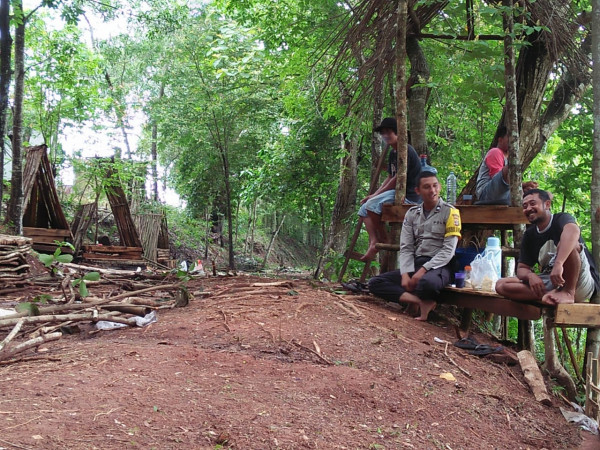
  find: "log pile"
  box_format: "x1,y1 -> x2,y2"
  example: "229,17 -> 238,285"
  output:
157,249 -> 175,268
104,166 -> 143,248
133,213 -> 162,261
22,145 -> 73,254
0,278 -> 185,363
71,203 -> 97,254
0,234 -> 32,287
82,245 -> 144,267
23,227 -> 74,254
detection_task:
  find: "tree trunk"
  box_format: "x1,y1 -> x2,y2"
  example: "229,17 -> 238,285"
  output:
0,0 -> 11,214
104,71 -> 131,159
219,148 -> 235,270
394,0 -> 408,207
370,32 -> 386,184
585,0 -> 600,376
503,0 -> 523,208
261,214 -> 286,270
406,36 -> 430,156
313,198 -> 327,279
460,4 -> 591,197
326,135 -> 359,254
542,314 -> 578,400
387,0 -> 408,269
6,2 -> 25,234
150,83 -> 164,202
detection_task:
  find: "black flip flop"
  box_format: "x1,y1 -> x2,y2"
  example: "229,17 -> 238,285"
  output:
341,281 -> 361,293
453,337 -> 479,350
469,345 -> 505,356
341,280 -> 370,294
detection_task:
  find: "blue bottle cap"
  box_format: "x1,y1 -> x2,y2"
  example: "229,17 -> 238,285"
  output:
487,237 -> 500,248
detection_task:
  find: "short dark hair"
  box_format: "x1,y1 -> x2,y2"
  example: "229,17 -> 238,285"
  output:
417,170 -> 438,187
523,188 -> 551,203
496,125 -> 508,139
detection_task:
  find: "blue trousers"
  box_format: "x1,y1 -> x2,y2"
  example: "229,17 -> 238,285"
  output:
368,261 -> 452,302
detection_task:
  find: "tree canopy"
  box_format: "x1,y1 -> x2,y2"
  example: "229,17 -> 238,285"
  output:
0,0 -> 596,270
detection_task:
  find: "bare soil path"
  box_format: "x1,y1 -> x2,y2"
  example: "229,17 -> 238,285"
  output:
0,274 -> 593,449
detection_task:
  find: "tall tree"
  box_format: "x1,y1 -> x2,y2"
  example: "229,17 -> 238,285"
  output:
586,0 -> 600,375
0,0 -> 11,211
406,36 -> 430,156
6,1 -> 26,233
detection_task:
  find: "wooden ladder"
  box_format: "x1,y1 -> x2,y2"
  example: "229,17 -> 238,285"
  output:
337,146 -> 391,283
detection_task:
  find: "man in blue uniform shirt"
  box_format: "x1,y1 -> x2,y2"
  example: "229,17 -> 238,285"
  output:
368,171 -> 461,320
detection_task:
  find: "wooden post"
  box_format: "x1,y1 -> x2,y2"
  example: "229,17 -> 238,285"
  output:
585,352 -> 599,419
389,0 -> 408,271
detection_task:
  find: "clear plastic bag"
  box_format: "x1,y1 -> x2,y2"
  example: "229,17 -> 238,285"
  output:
470,253 -> 499,292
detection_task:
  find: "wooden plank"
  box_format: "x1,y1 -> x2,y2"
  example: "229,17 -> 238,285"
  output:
82,257 -> 145,266
554,303 -> 600,327
24,227 -> 72,238
381,204 -> 528,225
32,243 -> 74,254
83,245 -> 143,253
82,252 -> 142,260
440,288 -> 543,321
26,236 -> 72,245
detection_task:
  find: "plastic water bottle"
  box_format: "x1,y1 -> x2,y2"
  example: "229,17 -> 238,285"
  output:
446,171 -> 457,204
484,236 -> 502,279
420,154 -> 437,174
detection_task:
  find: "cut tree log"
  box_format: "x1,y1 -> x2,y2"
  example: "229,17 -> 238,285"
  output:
517,350 -> 553,406
62,262 -> 141,276
0,283 -> 183,322
0,319 -> 25,352
0,311 -> 125,329
0,331 -> 63,361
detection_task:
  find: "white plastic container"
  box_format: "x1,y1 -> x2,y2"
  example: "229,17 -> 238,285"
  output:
484,236 -> 502,279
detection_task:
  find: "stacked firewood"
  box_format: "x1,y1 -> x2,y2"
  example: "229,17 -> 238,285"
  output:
0,234 -> 33,287
0,277 -> 186,363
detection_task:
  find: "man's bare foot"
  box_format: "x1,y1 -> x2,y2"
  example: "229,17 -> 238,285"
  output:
360,245 -> 378,262
415,300 -> 436,321
542,288 -> 575,305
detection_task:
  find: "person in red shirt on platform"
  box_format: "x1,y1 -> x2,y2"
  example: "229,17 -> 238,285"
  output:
475,126 -> 510,204
475,126 -> 538,204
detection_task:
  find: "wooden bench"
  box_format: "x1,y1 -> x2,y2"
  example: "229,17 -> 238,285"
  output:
440,286 -> 600,329
441,286 -> 543,321
381,204 -> 528,228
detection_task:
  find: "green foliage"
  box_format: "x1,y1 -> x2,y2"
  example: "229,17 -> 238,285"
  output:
32,294 -> 52,304
15,302 -> 40,316
71,271 -> 101,298
38,243 -> 74,268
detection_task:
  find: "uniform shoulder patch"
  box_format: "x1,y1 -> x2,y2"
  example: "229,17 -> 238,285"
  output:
445,207 -> 461,238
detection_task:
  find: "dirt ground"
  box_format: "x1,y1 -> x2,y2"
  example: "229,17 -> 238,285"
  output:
1,274 -> 598,449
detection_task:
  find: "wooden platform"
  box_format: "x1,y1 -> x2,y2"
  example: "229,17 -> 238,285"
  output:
439,287 -> 600,329
23,227 -> 74,254
382,204 -> 528,229
440,286 -> 543,321
554,303 -> 600,327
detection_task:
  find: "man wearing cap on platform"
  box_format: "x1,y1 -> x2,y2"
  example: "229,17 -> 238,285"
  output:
359,117 -> 421,261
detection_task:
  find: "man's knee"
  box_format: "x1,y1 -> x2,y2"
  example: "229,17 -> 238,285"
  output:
415,274 -> 444,298
368,274 -> 391,295
495,278 -> 509,295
